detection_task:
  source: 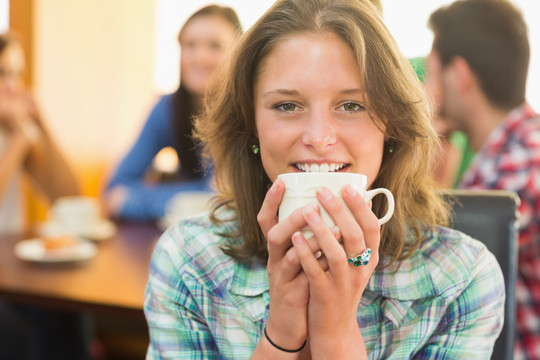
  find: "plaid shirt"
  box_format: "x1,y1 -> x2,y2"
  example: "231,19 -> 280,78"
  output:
144,209 -> 504,359
459,102 -> 540,359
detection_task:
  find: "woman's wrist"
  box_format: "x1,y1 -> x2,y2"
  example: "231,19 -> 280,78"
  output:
308,324 -> 366,359
10,130 -> 34,152
18,117 -> 41,143
264,326 -> 307,353
262,316 -> 308,356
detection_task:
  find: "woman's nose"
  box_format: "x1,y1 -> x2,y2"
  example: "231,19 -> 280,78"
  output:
301,111 -> 337,150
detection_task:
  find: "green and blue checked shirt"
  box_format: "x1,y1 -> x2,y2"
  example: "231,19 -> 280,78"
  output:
145,209 -> 504,359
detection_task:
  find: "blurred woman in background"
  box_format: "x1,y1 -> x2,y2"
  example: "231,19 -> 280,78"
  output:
0,32 -> 79,234
0,31 -> 89,360
106,5 -> 242,221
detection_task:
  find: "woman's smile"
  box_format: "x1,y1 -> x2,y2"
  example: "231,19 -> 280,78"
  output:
293,162 -> 349,173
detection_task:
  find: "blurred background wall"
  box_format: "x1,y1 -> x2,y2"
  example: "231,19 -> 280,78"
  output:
33,0 -> 156,197
1,0 -> 539,223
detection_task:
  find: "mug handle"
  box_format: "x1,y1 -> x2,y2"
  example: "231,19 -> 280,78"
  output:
365,188 -> 394,225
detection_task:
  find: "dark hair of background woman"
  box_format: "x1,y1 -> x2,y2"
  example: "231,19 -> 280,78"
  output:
0,32 -> 20,56
172,5 -> 242,180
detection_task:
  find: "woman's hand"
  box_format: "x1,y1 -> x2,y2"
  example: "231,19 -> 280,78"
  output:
254,179 -> 351,359
291,184 -> 380,358
105,186 -> 128,218
0,91 -> 41,144
256,179 -> 311,354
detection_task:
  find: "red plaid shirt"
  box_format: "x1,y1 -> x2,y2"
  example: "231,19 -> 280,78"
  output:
460,102 -> 540,359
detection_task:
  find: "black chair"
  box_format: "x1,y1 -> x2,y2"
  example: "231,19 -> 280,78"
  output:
441,189 -> 519,360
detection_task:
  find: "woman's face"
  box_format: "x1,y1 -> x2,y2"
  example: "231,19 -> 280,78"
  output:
0,43 -> 25,93
254,32 -> 386,188
180,15 -> 237,97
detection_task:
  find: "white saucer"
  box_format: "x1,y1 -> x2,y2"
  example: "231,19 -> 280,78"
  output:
75,220 -> 117,240
14,238 -> 97,263
39,220 -> 116,241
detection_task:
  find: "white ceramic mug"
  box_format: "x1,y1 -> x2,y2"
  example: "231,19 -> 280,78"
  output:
278,172 -> 394,227
49,196 -> 102,235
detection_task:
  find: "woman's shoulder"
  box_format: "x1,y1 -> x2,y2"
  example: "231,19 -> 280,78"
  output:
155,93 -> 175,106
144,93 -> 175,125
421,227 -> 487,262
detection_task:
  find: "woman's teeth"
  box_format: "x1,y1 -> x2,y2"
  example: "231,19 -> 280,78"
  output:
296,163 -> 346,172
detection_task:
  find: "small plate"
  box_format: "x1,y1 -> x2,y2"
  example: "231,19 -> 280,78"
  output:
39,220 -> 117,241
14,238 -> 97,263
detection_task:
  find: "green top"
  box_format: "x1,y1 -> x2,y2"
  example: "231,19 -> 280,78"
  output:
450,131 -> 475,187
409,56 -> 427,83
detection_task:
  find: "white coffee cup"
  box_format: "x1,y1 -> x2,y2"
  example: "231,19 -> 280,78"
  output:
278,172 -> 394,227
49,196 -> 102,235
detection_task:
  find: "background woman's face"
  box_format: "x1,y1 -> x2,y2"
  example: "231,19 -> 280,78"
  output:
0,43 -> 25,93
254,32 -> 386,188
180,15 -> 237,97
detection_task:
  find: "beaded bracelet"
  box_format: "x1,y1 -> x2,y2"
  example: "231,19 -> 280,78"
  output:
264,326 -> 307,353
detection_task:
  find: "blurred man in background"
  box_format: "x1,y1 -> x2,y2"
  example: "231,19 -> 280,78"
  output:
427,1 -> 540,358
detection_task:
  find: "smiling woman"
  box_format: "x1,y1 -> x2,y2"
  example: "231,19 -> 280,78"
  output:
144,0 -> 505,358
105,5 -> 242,221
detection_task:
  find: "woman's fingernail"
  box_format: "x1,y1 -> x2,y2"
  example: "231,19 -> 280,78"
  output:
345,184 -> 357,196
271,179 -> 281,192
329,225 -> 341,239
303,203 -> 320,223
292,231 -> 304,245
317,187 -> 332,201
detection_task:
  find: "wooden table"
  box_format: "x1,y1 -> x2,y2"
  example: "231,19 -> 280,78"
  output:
0,221 -> 162,320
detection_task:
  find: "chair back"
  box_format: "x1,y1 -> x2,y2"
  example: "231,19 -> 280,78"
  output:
441,189 -> 519,360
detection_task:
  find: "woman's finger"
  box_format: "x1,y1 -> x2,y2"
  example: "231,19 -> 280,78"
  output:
271,221 -> 339,274
341,184 -> 381,253
301,202 -> 347,274
257,179 -> 284,236
317,253 -> 329,272
258,179 -> 303,259
291,231 -> 328,287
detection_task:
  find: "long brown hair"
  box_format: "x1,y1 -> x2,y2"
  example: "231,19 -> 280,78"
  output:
195,0 -> 449,264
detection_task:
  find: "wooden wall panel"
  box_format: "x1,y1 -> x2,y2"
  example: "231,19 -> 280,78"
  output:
9,0 -> 33,86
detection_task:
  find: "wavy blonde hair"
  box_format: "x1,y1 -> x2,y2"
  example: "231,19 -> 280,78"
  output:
195,0 -> 449,264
